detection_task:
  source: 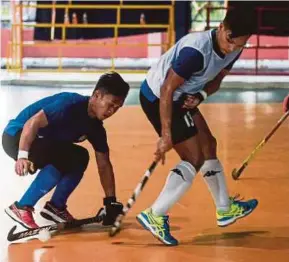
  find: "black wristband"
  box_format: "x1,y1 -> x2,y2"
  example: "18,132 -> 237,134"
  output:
103,196 -> 117,205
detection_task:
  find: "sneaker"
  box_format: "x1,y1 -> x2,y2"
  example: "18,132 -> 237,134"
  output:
5,202 -> 39,229
136,209 -> 178,246
40,201 -> 74,223
217,196 -> 258,227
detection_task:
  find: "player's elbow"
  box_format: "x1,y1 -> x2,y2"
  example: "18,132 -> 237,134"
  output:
22,118 -> 41,135
24,110 -> 48,133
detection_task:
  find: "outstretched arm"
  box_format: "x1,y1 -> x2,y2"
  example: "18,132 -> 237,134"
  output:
94,150 -> 123,225
94,150 -> 115,197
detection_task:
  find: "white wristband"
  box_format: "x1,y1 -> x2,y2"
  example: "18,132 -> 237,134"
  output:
199,90 -> 208,100
18,150 -> 29,160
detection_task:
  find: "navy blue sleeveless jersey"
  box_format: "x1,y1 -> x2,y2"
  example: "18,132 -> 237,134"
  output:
4,92 -> 109,153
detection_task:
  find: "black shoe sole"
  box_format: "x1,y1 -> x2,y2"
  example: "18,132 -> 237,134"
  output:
40,211 -> 60,224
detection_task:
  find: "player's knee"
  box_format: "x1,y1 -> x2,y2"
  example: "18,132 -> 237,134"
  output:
71,168 -> 85,182
209,136 -> 217,151
181,155 -> 204,171
171,160 -> 197,183
202,135 -> 217,158
56,147 -> 89,174
74,146 -> 89,172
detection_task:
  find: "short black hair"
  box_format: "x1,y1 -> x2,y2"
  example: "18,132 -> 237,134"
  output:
223,8 -> 255,38
93,71 -> 130,98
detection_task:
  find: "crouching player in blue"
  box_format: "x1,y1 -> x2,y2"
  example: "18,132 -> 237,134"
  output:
2,72 -> 129,229
136,10 -> 258,246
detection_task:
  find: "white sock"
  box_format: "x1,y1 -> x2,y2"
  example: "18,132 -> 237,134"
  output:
151,161 -> 197,216
200,159 -> 230,211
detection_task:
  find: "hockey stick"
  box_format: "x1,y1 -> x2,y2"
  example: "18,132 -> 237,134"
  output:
109,161 -> 158,237
7,213 -> 104,242
232,110 -> 289,180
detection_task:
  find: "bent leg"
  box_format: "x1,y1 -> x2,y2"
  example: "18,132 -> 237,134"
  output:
50,145 -> 89,209
18,165 -> 62,207
151,131 -> 204,216
18,140 -> 88,209
193,110 -> 230,211
39,143 -> 89,222
151,160 -> 197,216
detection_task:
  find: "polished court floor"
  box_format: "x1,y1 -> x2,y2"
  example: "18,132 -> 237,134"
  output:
0,85 -> 289,262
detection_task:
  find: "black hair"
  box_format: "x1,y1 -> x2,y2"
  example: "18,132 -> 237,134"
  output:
93,71 -> 130,98
223,8 -> 255,38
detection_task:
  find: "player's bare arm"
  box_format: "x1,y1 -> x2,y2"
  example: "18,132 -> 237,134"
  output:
157,68 -> 185,163
94,150 -> 125,226
16,110 -> 48,176
182,69 -> 229,110
204,69 -> 229,96
19,110 -> 48,151
95,150 -> 116,197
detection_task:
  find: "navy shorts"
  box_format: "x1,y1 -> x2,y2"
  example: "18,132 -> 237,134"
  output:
2,130 -> 89,174
140,81 -> 198,145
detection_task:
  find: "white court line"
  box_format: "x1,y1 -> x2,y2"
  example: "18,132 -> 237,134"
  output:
2,70 -> 289,84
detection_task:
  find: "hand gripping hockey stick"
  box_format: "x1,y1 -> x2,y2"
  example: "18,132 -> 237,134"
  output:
109,161 -> 158,237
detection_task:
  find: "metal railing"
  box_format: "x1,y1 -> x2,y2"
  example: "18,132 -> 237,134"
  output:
203,5 -> 289,75
7,1 -> 175,73
7,2 -> 288,75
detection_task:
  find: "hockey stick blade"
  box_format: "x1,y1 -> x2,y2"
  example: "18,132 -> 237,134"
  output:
7,215 -> 103,242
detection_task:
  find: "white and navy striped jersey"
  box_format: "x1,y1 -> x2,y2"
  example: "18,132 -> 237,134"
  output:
145,29 -> 241,101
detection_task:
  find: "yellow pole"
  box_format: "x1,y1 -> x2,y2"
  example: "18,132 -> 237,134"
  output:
13,2 -> 173,74
171,0 -> 175,47
63,6 -> 69,43
19,2 -> 23,73
112,6 -> 121,70
14,3 -> 20,71
11,2 -> 17,70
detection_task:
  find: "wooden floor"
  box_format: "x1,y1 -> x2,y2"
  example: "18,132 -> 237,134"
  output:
6,104 -> 289,262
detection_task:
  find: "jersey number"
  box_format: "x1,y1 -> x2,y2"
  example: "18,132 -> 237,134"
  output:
184,111 -> 194,127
